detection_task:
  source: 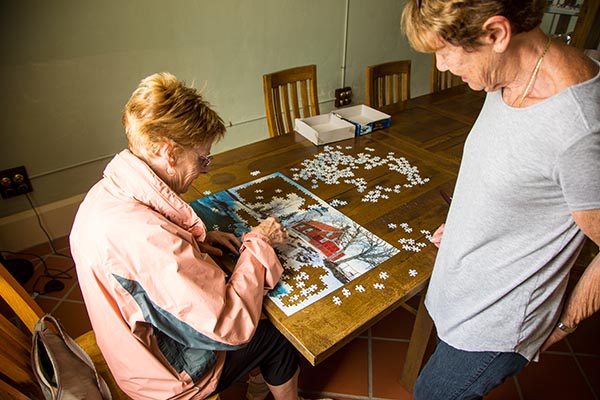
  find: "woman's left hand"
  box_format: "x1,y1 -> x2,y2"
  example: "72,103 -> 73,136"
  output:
200,231 -> 242,257
539,326 -> 569,353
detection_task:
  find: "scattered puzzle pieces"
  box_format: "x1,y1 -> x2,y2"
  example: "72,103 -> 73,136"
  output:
290,145 -> 430,203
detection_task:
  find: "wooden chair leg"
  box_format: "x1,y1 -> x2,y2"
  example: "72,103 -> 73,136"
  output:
399,285 -> 434,391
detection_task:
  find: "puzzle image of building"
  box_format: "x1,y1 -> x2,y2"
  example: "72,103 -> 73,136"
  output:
291,220 -> 346,262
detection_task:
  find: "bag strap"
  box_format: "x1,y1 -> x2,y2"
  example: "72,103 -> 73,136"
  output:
35,314 -> 112,399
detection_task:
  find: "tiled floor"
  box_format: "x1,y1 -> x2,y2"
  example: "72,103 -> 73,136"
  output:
4,237 -> 599,400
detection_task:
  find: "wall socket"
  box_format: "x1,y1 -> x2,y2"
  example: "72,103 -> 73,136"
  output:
335,87 -> 352,107
0,165 -> 33,199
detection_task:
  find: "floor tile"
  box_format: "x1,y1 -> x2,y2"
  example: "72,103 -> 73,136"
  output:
52,300 -> 92,338
568,311 -> 600,356
298,338 -> 369,397
371,339 -> 413,399
518,353 -> 596,400
576,355 -> 600,398
67,281 -> 85,302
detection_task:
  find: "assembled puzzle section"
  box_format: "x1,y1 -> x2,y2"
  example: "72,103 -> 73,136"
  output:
190,172 -> 399,315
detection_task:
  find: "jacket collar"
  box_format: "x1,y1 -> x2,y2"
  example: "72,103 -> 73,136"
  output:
104,149 -> 207,242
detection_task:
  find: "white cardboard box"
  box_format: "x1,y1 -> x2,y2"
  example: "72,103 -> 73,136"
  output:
294,114 -> 356,146
334,105 -> 391,136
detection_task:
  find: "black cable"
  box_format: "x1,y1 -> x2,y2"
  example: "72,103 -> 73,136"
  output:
0,193 -> 77,296
1,249 -> 73,296
25,193 -> 73,260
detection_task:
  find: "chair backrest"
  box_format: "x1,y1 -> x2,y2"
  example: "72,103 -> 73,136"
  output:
262,64 -> 320,137
366,60 -> 411,115
0,261 -> 45,399
431,54 -> 464,93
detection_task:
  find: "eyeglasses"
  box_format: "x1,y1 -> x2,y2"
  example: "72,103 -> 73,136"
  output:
198,155 -> 212,168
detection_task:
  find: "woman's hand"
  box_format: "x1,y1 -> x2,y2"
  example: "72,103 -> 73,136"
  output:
430,223 -> 445,248
539,325 -> 570,353
252,217 -> 288,246
200,231 -> 242,257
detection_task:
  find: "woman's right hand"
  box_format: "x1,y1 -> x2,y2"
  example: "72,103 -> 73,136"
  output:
251,217 -> 288,246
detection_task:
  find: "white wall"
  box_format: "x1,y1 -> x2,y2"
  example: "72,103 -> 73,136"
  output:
0,0 -> 434,250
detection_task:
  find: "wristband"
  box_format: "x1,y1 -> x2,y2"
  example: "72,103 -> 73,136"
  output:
557,321 -> 577,334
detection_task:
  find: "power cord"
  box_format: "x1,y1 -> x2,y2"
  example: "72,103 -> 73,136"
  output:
1,193 -> 76,297
24,193 -> 73,261
1,250 -> 71,297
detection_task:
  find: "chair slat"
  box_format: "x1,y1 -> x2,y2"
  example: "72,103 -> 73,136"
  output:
280,84 -> 293,133
0,263 -> 44,334
299,81 -> 309,118
290,82 -> 300,119
377,78 -> 384,107
0,378 -> 38,400
0,314 -> 30,352
272,88 -> 285,136
0,352 -> 32,384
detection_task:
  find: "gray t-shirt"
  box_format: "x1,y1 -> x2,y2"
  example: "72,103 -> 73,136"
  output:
426,64 -> 600,361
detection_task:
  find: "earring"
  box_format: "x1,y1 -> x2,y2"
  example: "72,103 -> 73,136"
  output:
166,166 -> 176,177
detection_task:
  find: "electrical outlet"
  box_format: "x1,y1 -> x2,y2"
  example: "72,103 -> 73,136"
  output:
335,87 -> 352,107
0,165 -> 33,199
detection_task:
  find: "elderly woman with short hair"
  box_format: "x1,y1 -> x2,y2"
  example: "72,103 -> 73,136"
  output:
71,73 -> 329,400
401,0 -> 600,399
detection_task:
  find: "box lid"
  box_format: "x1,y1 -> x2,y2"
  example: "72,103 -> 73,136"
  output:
334,104 -> 391,125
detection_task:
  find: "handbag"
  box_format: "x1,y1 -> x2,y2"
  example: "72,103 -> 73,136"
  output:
31,314 -> 112,400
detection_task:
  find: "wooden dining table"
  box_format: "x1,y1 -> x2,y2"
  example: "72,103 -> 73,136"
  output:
182,85 -> 486,390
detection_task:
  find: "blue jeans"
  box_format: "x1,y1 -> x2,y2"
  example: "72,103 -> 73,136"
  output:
414,339 -> 528,400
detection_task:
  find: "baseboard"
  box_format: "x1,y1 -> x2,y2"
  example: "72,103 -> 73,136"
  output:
0,194 -> 86,252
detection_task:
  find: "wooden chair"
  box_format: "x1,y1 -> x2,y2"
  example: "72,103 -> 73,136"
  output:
262,64 -> 320,137
366,60 -> 411,114
0,262 -> 131,399
431,54 -> 464,93
0,261 -> 220,400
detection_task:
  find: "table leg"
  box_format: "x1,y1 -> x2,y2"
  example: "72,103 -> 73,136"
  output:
399,285 -> 434,391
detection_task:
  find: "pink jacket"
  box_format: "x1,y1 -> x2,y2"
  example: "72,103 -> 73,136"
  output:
70,150 -> 283,399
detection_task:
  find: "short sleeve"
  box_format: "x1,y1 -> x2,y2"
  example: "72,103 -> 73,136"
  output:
556,131 -> 600,211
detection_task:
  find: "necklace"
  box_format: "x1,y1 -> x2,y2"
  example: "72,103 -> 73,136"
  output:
512,36 -> 552,107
